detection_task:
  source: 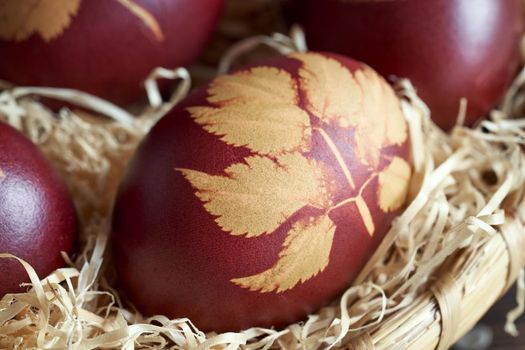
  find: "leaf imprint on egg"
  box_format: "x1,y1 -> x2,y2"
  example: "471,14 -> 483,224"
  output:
0,0 -> 81,42
179,52 -> 411,293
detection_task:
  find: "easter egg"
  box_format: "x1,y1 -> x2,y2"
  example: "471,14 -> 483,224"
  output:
0,122 -> 77,296
0,0 -> 224,105
112,52 -> 412,332
287,0 -> 524,130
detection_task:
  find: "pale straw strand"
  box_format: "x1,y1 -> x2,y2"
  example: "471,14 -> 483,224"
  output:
431,273 -> 462,350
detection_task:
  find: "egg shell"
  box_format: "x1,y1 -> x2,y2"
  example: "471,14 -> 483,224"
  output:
0,122 -> 77,296
287,0 -> 524,130
112,52 -> 411,332
0,0 -> 224,105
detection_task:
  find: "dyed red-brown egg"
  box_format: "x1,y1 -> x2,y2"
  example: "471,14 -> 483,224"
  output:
287,0 -> 524,130
0,123 -> 77,296
0,0 -> 224,105
112,52 -> 412,332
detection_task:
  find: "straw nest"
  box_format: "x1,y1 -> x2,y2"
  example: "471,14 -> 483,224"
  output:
1,1 -> 525,349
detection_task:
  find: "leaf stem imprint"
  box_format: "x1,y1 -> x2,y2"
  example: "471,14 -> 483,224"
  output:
313,127 -> 377,235
327,173 -> 378,214
315,127 -> 356,190
116,0 -> 164,41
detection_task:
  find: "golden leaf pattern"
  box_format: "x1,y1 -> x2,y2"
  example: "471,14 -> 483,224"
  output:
378,157 -> 411,212
116,0 -> 164,41
352,69 -> 408,167
177,154 -> 330,238
232,215 -> 336,293
292,52 -> 364,129
293,53 -> 407,168
187,67 -> 312,155
188,67 -> 312,155
0,0 -> 81,42
206,67 -> 298,106
183,52 -> 410,293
